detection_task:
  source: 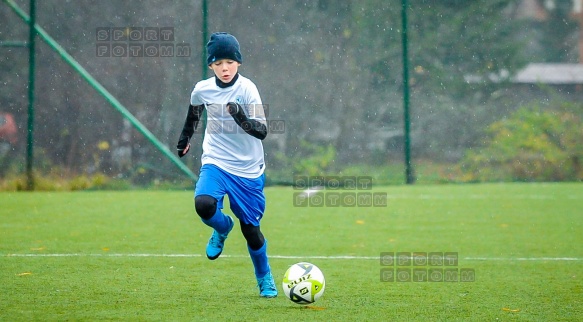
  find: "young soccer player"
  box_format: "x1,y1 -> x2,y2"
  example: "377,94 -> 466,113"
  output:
176,32 -> 277,298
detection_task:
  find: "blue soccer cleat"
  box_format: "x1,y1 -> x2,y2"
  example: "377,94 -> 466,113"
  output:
206,215 -> 234,260
257,271 -> 278,298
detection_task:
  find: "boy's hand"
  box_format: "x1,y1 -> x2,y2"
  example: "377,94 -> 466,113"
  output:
177,104 -> 205,158
177,143 -> 190,157
226,102 -> 267,140
177,139 -> 190,157
227,102 -> 240,115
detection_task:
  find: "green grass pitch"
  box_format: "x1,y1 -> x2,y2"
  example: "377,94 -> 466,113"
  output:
1,183 -> 582,321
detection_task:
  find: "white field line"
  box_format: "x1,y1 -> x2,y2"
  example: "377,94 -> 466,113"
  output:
3,253 -> 582,261
297,189 -> 581,200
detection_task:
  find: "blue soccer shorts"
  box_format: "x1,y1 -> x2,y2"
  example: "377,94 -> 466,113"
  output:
194,164 -> 266,226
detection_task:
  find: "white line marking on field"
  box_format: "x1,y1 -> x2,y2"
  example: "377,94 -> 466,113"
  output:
294,191 -> 582,200
464,257 -> 582,261
3,253 -> 583,261
385,194 -> 582,200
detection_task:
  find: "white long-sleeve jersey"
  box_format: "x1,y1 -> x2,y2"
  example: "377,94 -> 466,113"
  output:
190,74 -> 267,178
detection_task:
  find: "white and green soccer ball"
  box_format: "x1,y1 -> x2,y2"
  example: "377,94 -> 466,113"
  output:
282,262 -> 326,305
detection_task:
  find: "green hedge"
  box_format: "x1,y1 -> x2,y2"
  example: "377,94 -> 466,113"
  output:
459,102 -> 582,182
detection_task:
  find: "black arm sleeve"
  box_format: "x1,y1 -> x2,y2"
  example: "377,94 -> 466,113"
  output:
177,104 -> 205,153
226,102 -> 267,140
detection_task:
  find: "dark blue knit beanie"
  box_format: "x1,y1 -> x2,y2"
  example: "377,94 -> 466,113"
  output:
206,32 -> 243,65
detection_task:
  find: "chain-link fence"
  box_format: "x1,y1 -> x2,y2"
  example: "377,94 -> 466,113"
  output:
1,0 -> 582,189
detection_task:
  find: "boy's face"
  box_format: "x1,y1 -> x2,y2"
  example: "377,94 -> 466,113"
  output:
209,59 -> 240,83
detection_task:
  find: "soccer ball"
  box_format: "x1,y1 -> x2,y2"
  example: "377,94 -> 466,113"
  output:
282,262 -> 326,305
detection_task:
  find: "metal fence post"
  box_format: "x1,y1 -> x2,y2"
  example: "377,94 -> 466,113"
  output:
26,0 -> 36,190
401,0 -> 415,184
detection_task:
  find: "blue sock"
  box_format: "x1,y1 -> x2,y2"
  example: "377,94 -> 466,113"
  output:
248,240 -> 270,279
201,208 -> 230,234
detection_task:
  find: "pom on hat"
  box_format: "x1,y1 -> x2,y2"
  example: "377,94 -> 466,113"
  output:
206,32 -> 243,65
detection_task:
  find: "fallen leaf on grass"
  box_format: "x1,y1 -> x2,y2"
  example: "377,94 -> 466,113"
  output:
17,272 -> 32,276
502,308 -> 520,312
